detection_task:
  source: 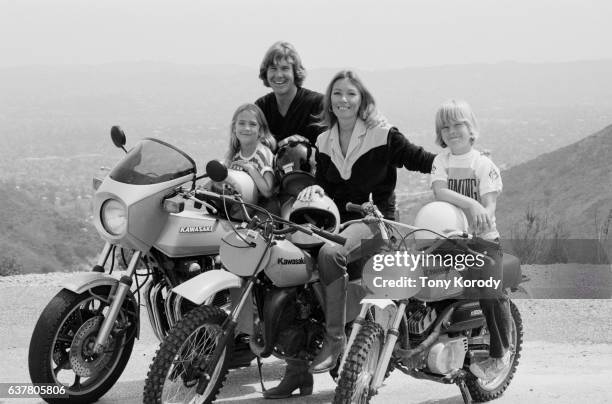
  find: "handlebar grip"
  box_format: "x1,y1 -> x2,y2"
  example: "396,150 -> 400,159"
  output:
345,202 -> 363,214
311,227 -> 347,245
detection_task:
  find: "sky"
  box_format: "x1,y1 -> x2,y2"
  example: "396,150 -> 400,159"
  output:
1,0 -> 612,69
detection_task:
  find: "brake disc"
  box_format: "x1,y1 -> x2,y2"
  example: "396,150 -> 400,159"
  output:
69,316 -> 115,377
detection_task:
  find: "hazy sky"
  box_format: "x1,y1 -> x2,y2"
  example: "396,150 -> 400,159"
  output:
1,0 -> 611,69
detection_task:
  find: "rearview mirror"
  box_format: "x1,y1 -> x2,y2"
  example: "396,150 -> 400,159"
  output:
110,126 -> 127,151
206,160 -> 228,182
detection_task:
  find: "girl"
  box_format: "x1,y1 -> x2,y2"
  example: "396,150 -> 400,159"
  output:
224,103 -> 276,200
430,99 -> 512,381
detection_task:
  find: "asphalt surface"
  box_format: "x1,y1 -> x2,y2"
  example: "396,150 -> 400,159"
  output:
1,268 -> 611,404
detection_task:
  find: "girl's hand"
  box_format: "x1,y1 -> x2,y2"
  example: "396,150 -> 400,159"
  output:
231,160 -> 257,176
297,185 -> 324,201
468,202 -> 493,233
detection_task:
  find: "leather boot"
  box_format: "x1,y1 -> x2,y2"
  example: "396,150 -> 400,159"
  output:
309,275 -> 347,373
263,359 -> 313,399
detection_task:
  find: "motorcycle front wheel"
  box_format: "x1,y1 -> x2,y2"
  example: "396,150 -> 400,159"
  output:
143,305 -> 233,404
466,299 -> 524,402
333,322 -> 385,404
28,286 -> 137,403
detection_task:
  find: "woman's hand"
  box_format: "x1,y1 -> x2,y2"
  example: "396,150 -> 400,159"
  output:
297,185 -> 324,201
467,202 -> 493,233
278,134 -> 309,148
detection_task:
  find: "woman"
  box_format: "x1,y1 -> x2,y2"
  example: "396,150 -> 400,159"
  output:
298,70 -> 436,373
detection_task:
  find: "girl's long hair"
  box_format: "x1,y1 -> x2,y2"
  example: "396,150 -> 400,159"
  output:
225,103 -> 276,165
316,70 -> 376,130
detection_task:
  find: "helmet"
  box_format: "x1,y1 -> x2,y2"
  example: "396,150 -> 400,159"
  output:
413,201 -> 468,242
283,194 -> 340,248
212,168 -> 259,205
275,141 -> 317,196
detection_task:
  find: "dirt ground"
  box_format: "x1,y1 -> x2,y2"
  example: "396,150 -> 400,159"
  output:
0,267 -> 611,403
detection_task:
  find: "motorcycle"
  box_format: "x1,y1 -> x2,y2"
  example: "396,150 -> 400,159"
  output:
28,127 -> 254,403
333,201 -> 527,404
142,161 -> 369,404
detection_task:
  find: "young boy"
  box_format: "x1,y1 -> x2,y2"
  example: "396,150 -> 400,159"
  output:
430,99 -> 512,381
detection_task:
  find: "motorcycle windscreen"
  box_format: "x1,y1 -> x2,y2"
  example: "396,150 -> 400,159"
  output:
110,138 -> 196,185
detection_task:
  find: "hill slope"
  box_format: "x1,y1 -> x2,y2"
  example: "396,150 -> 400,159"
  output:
496,124 -> 612,238
0,181 -> 99,274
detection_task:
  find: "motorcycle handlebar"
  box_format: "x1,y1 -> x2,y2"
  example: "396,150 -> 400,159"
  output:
345,202 -> 363,215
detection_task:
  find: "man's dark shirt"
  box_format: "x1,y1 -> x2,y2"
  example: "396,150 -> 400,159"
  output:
255,87 -> 325,144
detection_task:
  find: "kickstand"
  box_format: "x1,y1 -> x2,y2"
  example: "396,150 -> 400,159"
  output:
457,378 -> 473,404
256,356 -> 267,393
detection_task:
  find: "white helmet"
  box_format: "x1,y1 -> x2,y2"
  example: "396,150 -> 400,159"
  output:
283,194 -> 340,248
413,201 -> 468,242
214,169 -> 259,205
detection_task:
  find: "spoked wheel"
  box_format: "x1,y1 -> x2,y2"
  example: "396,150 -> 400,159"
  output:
466,299 -> 524,402
144,305 -> 233,404
28,287 -> 137,403
333,322 -> 384,404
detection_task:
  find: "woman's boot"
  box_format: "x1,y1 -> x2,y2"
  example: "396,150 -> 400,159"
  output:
263,359 -> 313,399
309,274 -> 347,373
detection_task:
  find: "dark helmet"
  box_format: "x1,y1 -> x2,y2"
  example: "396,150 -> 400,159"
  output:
275,141 -> 317,196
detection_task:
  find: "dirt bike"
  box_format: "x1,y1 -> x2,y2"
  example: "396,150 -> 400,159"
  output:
142,160 -> 369,404
28,127 -> 254,403
333,201 -> 527,404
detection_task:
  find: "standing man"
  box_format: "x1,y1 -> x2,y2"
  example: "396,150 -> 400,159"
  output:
254,41 -> 324,399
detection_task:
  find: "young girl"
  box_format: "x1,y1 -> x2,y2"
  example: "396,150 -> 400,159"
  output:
430,99 -> 512,381
224,103 -> 276,201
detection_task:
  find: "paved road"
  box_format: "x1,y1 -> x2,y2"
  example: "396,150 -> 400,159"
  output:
1,272 -> 611,403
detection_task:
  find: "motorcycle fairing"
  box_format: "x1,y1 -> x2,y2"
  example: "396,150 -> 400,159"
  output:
94,174 -> 194,251
171,269 -> 242,305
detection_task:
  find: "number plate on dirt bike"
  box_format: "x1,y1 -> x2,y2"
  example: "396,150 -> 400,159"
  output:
220,229 -> 270,276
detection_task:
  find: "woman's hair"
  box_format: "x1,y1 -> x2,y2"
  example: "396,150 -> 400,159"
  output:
434,99 -> 480,148
317,70 -> 376,129
258,41 -> 306,88
225,103 -> 276,165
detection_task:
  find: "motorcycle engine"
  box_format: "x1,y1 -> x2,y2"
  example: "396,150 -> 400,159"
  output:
426,335 -> 468,375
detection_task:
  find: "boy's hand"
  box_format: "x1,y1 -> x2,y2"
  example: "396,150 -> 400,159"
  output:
468,202 -> 492,233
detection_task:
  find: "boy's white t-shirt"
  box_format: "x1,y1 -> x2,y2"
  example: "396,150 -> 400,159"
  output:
228,143 -> 274,176
430,148 -> 502,239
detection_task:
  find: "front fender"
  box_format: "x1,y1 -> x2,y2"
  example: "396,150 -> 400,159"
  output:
172,270 -> 242,305
61,272 -> 140,339
62,272 -> 119,294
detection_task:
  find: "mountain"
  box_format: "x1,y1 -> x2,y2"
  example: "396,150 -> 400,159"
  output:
496,124 -> 612,238
0,180 -> 99,274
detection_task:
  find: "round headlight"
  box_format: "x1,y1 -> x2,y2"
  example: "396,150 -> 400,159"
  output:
101,199 -> 127,235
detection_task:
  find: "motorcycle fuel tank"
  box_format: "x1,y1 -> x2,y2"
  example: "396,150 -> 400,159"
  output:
155,208 -> 235,257
265,239 -> 314,287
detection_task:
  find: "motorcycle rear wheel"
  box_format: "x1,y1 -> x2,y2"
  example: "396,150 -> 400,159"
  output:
143,305 -> 232,404
28,287 -> 136,403
466,300 -> 524,402
333,322 -> 385,404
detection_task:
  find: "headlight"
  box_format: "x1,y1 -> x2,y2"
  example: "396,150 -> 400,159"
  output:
101,199 -> 127,235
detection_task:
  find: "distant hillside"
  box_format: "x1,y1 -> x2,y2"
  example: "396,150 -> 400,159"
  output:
496,124 -> 612,238
0,181 -> 99,274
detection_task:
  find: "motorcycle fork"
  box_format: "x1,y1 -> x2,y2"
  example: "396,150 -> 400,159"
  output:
93,242 -> 113,272
339,302 -> 372,372
371,301 -> 407,390
195,277 -> 256,395
93,250 -> 142,353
